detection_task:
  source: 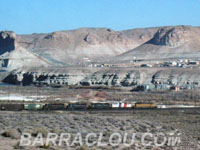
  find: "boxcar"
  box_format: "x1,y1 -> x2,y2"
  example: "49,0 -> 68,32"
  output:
89,103 -> 110,110
24,104 -> 44,111
134,103 -> 157,109
43,104 -> 66,110
67,103 -> 87,110
0,104 -> 24,111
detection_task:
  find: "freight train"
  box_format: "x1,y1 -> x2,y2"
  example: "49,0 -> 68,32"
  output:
0,102 -> 157,111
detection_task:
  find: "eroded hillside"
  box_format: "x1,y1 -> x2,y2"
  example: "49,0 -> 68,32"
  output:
114,26 -> 200,62
3,67 -> 200,91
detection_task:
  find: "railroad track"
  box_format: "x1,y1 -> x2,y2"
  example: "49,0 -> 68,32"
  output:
0,107 -> 199,113
88,107 -> 200,113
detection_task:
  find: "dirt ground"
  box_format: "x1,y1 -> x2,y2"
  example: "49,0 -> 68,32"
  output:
0,109 -> 199,150
0,86 -> 200,149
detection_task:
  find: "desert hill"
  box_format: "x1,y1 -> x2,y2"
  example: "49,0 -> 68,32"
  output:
15,28 -> 158,65
1,26 -> 200,70
114,26 -> 200,62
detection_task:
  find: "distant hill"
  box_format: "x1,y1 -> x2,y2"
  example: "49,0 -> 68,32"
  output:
114,26 -> 200,62
0,26 -> 200,70
15,28 -> 158,64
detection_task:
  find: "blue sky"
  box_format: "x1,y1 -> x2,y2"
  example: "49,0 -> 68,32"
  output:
0,0 -> 199,34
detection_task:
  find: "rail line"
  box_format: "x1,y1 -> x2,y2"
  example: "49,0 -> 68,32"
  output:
69,107 -> 200,113
1,107 -> 199,113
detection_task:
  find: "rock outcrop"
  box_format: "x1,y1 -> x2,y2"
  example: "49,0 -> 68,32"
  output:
3,67 -> 200,90
3,67 -> 93,86
151,26 -> 190,47
0,31 -> 16,55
